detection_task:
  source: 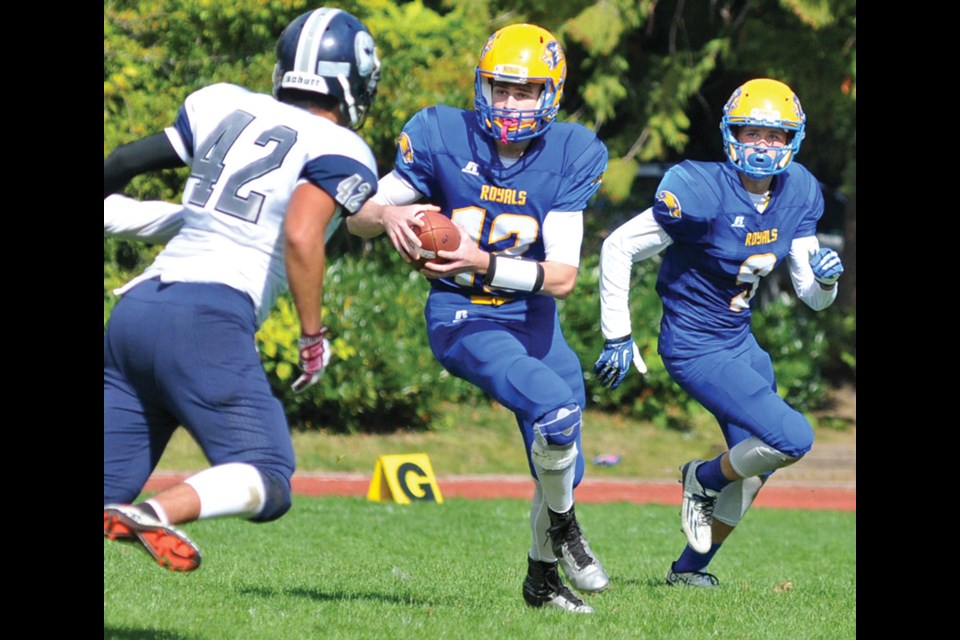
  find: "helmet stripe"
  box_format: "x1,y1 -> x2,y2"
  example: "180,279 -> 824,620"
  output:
295,8 -> 341,74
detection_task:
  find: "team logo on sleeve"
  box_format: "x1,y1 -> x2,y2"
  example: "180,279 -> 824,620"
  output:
398,132 -> 414,165
657,190 -> 682,218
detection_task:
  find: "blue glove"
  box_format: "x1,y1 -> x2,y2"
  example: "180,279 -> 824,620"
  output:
593,335 -> 634,389
809,248 -> 844,286
291,328 -> 331,393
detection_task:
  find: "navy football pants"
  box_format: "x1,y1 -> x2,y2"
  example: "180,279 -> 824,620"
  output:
104,279 -> 294,504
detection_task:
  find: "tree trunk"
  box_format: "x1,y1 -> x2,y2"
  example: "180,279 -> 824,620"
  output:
839,189 -> 856,309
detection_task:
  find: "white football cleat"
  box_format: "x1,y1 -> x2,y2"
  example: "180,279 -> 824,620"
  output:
679,460 -> 719,554
104,503 -> 201,572
547,506 -> 610,593
666,566 -> 721,588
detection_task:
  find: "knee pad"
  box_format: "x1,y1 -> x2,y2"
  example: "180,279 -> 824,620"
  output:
533,404 -> 582,447
728,436 -> 800,477
183,462 -> 268,520
713,476 -> 765,527
530,404 -> 581,472
531,439 -> 578,472
184,463 -> 291,523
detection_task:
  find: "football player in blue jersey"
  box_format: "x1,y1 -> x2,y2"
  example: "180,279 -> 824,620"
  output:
102,8 -> 381,572
593,78 -> 845,587
348,24 -> 608,614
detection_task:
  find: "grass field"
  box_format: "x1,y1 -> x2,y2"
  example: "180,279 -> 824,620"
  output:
111,400 -> 856,638
155,400 -> 856,483
104,497 -> 856,639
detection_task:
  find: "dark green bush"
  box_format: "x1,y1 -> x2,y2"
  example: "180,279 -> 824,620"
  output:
105,235 -> 853,433
257,241 -> 484,433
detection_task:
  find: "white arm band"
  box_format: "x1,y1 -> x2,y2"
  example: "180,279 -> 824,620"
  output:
483,255 -> 545,293
788,235 -> 838,310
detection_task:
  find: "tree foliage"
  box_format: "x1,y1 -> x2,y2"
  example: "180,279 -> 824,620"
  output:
105,0 -> 856,206
104,0 -> 856,430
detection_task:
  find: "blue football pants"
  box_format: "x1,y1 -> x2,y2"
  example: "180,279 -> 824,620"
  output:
425,291 -> 586,484
663,333 -> 813,458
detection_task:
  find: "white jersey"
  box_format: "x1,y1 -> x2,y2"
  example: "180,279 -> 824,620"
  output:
115,83 -> 378,326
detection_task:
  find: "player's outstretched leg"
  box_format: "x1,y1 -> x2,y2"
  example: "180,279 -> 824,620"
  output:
104,504 -> 202,572
522,556 -> 594,614
679,460 -> 719,553
546,505 -> 609,592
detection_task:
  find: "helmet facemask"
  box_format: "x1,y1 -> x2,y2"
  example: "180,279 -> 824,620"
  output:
476,78 -> 558,144
473,24 -> 566,144
720,79 -> 806,178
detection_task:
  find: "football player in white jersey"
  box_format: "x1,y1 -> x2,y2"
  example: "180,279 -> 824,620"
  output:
103,8 -> 381,572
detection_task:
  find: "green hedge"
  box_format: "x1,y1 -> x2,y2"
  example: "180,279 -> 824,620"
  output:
104,236 -> 854,433
256,242 -> 482,433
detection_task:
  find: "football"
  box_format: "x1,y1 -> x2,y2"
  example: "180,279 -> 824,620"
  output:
412,211 -> 460,269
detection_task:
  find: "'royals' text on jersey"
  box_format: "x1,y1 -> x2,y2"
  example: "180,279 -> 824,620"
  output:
393,105 -> 607,295
653,160 -> 823,357
118,83 -> 378,326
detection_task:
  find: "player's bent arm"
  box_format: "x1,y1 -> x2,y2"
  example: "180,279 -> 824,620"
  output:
599,208 -> 672,339
348,199 -> 389,238
346,171 -> 423,237
285,182 -> 336,335
539,210 -> 583,298
436,210 -> 581,297
431,211 -> 581,297
346,171 -> 439,261
788,235 -> 838,311
104,195 -> 183,243
540,261 -> 579,299
103,133 -> 185,198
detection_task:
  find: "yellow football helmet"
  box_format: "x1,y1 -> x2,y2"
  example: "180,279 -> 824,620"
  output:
721,78 -> 806,178
474,24 -> 566,143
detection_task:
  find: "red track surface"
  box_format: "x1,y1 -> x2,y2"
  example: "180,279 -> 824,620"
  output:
144,472 -> 855,511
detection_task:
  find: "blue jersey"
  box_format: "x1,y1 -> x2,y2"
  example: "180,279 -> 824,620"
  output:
392,105 -> 607,297
653,160 -> 823,358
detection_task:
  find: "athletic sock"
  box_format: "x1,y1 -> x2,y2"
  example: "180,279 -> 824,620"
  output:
673,543 -> 721,573
696,456 -> 733,492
